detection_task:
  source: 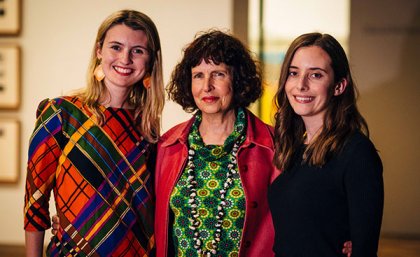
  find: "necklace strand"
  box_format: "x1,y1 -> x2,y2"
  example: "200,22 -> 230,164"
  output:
186,135 -> 244,256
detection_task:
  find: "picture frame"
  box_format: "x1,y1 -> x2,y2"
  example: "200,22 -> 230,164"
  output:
0,44 -> 20,109
0,0 -> 21,36
0,119 -> 20,183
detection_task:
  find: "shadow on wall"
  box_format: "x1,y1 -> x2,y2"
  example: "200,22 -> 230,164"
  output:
357,4 -> 420,236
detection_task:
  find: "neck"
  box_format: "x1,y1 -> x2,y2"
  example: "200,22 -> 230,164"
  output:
100,84 -> 132,109
199,109 -> 236,145
302,116 -> 324,144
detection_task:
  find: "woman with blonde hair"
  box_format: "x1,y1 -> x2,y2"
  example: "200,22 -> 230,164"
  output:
24,9 -> 164,257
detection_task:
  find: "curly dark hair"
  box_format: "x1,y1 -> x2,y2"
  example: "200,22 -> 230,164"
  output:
166,30 -> 262,112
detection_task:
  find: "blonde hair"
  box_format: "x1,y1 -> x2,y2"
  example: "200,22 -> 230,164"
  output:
77,9 -> 164,143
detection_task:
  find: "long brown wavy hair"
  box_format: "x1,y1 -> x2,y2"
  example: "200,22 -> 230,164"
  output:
76,10 -> 164,143
273,32 -> 369,170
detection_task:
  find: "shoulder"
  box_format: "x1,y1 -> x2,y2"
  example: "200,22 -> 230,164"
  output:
340,131 -> 383,173
35,98 -> 52,117
245,110 -> 274,148
35,96 -> 82,118
35,96 -> 64,117
38,96 -> 80,108
159,117 -> 194,147
343,132 -> 378,155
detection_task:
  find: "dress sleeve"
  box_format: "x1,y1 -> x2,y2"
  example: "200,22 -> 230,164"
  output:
344,136 -> 384,256
24,99 -> 63,231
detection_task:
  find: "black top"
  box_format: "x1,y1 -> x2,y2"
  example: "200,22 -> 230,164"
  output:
268,132 -> 384,257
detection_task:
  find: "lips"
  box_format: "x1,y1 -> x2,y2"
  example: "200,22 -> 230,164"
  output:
202,96 -> 219,103
114,66 -> 133,75
294,95 -> 314,103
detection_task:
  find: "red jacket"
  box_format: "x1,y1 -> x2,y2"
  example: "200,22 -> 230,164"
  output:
155,110 -> 280,257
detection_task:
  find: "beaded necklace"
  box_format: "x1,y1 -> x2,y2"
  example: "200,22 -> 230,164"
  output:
186,134 -> 244,256
185,108 -> 246,256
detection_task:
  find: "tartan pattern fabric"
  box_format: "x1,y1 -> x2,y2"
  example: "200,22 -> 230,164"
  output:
24,96 -> 155,257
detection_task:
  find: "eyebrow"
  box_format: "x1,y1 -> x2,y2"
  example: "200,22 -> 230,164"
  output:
289,65 -> 328,73
191,69 -> 229,75
107,41 -> 149,51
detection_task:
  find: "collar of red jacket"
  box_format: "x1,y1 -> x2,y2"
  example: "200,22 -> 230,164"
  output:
159,109 -> 274,150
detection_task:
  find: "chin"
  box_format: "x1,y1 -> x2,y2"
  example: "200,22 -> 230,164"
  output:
292,108 -> 310,116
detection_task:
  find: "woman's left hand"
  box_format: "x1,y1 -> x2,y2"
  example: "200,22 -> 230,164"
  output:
342,241 -> 352,257
51,215 -> 61,236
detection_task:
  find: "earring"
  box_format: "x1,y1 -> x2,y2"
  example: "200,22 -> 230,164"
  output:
94,64 -> 105,82
143,74 -> 151,89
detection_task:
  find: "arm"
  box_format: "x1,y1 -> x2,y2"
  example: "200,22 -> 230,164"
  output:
24,99 -> 62,243
345,137 -> 384,256
25,231 -> 45,257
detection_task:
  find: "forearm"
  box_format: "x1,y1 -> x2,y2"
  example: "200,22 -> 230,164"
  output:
25,230 -> 45,257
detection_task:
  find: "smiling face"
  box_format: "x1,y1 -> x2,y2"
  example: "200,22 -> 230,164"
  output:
191,59 -> 233,117
285,45 -> 346,125
97,24 -> 150,92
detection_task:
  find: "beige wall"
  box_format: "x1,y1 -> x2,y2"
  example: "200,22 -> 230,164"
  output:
350,0 -> 420,236
0,0 -> 232,245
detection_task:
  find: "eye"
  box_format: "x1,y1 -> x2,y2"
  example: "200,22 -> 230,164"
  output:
310,73 -> 323,79
192,73 -> 204,79
212,71 -> 227,78
110,44 -> 121,51
288,70 -> 298,77
132,48 -> 146,55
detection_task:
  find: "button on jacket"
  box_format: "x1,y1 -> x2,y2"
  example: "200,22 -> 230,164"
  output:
155,110 -> 280,257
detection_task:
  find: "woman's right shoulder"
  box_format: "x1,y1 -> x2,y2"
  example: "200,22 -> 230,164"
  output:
159,118 -> 194,146
35,96 -> 81,117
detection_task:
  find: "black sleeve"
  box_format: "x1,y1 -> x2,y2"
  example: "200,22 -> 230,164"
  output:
344,137 -> 384,257
147,143 -> 157,173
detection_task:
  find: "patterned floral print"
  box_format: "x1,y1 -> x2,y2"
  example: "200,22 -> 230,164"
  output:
170,109 -> 247,257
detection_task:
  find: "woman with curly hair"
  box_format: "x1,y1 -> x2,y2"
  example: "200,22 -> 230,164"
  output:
155,30 -> 280,257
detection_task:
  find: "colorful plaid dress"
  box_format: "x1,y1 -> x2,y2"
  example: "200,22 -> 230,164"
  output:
24,96 -> 155,257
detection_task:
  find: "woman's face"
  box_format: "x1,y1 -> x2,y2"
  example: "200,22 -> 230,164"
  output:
97,24 -> 150,92
285,46 -> 344,124
191,59 -> 233,116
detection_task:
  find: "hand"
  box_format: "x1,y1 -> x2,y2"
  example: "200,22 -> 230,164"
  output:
51,215 -> 61,236
342,241 -> 352,257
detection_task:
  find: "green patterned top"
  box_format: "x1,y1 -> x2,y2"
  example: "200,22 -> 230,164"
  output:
170,108 -> 247,257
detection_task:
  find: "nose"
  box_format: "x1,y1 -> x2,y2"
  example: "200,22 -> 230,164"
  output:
203,76 -> 214,92
121,50 -> 132,64
297,76 -> 309,91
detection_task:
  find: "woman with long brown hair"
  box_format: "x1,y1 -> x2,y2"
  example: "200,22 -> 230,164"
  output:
268,33 -> 383,257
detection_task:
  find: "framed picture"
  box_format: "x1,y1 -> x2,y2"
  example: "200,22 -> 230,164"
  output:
0,0 -> 21,35
0,119 -> 20,183
0,45 -> 20,109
